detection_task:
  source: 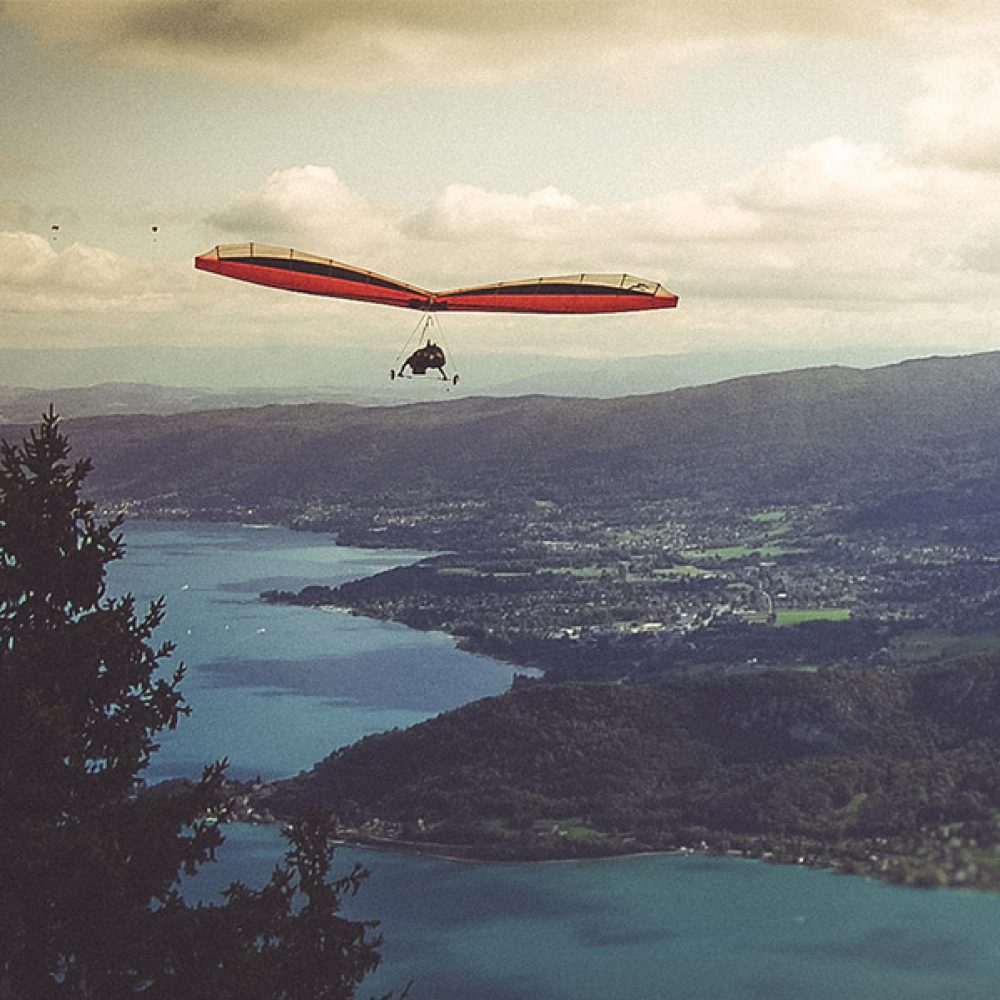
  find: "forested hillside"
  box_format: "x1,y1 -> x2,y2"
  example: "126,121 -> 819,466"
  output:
13,355 -> 1000,888
7,352 -> 1000,521
261,657 -> 1000,886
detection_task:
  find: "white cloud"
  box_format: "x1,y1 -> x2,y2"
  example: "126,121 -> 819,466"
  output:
392,139 -> 999,309
730,137 -> 928,216
187,139 -> 1000,364
908,55 -> 1000,171
670,139 -> 1000,309
199,141 -> 1000,313
206,165 -> 399,260
0,231 -> 182,316
405,184 -> 582,242
9,130 -> 1000,359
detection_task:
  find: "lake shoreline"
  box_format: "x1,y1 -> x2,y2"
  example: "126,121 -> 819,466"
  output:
119,520 -> 1000,898
122,521 -> 1000,999
258,602 -> 1000,894
219,811 -> 1000,895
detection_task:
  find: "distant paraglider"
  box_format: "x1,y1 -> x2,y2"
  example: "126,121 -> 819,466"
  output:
45,221 -> 162,248
194,242 -> 678,384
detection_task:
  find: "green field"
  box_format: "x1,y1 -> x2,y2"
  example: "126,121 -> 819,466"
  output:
437,567 -> 530,578
652,564 -> 715,579
535,818 -> 609,844
774,608 -> 851,626
439,564 -> 616,580
887,629 -> 1000,664
750,510 -> 788,523
561,566 -> 610,579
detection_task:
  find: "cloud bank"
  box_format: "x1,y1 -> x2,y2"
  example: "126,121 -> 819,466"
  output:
6,1 -> 1000,361
199,142 -> 1000,301
0,232 -> 186,336
7,0 -> 985,91
909,55 -> 1000,171
9,126 -> 1000,357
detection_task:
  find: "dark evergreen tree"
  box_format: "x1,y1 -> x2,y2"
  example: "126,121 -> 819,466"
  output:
0,411 -> 382,998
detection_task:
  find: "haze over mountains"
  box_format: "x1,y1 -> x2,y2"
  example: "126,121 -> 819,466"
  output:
0,382 -> 386,423
0,344 -> 915,421
4,351 -> 1000,524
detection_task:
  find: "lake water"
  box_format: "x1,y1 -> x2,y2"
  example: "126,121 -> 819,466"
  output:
107,521 -> 519,782
118,521 -> 1000,999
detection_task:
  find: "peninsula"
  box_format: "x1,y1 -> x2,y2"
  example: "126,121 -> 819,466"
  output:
18,351 -> 1000,889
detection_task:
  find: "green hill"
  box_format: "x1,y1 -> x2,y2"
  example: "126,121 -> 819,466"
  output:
260,657 -> 1000,886
7,352 -> 1000,521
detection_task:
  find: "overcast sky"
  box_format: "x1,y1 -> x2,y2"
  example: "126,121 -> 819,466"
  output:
3,1 -> 1000,388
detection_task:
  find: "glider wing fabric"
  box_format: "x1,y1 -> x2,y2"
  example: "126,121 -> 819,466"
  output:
195,244 -> 678,314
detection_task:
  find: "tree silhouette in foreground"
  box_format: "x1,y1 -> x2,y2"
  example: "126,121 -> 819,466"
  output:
0,411 -> 383,999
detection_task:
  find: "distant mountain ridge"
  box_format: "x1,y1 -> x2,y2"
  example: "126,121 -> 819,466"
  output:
0,382 -> 387,422
0,344 -> 912,408
5,351 -> 1000,519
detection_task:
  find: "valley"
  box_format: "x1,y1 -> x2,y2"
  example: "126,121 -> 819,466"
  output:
12,351 -> 1000,886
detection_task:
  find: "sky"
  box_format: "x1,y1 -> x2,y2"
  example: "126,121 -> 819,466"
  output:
3,0 -> 1000,390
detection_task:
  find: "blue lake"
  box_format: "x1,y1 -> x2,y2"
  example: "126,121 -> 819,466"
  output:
119,521 -> 1000,999
190,827 -> 1000,1000
107,521 -> 519,782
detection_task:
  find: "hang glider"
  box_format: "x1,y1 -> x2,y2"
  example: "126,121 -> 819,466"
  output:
194,243 -> 679,314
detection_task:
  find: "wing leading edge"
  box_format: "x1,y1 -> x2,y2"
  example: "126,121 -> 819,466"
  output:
194,243 -> 433,309
195,244 -> 678,314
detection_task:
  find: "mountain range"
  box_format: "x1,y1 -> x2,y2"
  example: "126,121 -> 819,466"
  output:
4,350 -> 1000,522
0,382 -> 387,423
0,344 -> 910,413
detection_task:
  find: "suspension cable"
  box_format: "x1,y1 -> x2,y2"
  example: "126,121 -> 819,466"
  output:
393,311 -> 434,370
391,311 -> 460,384
432,313 -> 459,382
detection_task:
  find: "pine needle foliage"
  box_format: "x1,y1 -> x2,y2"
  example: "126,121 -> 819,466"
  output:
0,410 -> 383,999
